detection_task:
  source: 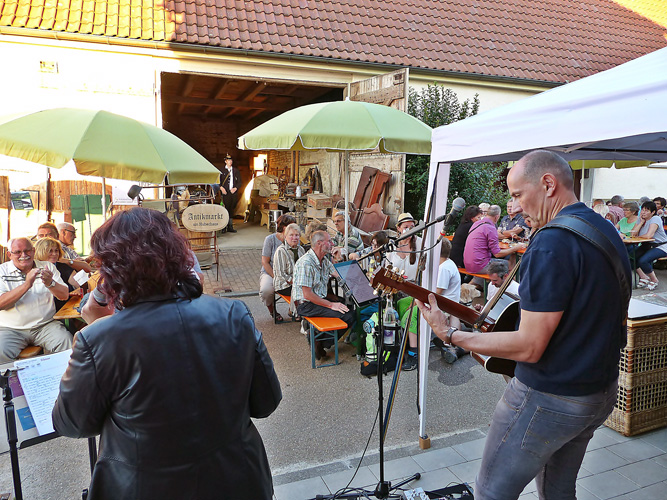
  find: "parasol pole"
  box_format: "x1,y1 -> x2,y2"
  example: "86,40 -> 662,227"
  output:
344,151 -> 349,252
101,177 -> 107,219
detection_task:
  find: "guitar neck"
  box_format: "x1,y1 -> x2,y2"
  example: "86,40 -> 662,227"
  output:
385,277 -> 480,325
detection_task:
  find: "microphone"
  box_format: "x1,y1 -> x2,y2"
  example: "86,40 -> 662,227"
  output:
394,197 -> 466,244
437,197 -> 466,243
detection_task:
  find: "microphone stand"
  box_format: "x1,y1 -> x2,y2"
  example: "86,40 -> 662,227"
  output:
314,247 -> 420,500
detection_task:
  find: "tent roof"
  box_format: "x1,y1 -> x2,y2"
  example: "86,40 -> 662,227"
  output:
431,47 -> 667,164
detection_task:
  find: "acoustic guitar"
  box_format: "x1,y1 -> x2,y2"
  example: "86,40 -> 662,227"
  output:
369,266 -> 519,377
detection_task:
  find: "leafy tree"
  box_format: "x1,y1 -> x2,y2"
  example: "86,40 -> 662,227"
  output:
405,84 -> 508,222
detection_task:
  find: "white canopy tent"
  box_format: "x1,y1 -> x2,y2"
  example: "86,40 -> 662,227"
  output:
416,47 -> 667,444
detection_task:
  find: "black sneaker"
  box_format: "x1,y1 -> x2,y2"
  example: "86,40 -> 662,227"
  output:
442,347 -> 458,364
401,355 -> 418,371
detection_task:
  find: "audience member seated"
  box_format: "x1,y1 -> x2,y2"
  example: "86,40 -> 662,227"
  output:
0,237 -> 72,364
36,221 -> 59,240
463,205 -> 525,274
331,211 -> 365,262
259,214 -> 296,322
630,201 -> 667,290
497,198 -> 528,240
478,202 -> 490,217
387,212 -> 428,371
654,197 -> 667,224
607,195 -> 625,224
350,230 -> 389,272
273,223 -> 305,318
485,260 -> 520,302
592,203 -> 618,227
303,220 -> 328,252
292,231 -> 355,360
450,206 -> 482,268
616,202 -> 640,237
56,222 -> 93,273
433,239 -> 465,364
387,213 -> 424,281
523,216 -> 535,240
34,237 -> 83,311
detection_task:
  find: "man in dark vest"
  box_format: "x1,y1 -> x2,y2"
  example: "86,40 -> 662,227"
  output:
220,153 -> 241,233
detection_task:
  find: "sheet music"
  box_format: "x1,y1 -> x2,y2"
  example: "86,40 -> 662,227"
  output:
14,349 -> 72,436
73,269 -> 89,286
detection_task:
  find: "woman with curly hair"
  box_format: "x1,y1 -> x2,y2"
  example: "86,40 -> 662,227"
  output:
53,207 -> 282,500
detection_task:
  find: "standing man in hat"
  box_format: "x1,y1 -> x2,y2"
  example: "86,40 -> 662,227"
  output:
220,154 -> 241,233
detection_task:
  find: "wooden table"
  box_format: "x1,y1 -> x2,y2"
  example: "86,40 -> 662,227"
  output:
54,295 -> 82,330
623,237 -> 654,288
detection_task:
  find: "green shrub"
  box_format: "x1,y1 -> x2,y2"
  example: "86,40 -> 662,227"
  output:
405,84 -> 508,222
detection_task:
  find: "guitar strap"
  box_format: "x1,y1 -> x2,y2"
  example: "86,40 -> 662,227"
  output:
540,214 -> 632,312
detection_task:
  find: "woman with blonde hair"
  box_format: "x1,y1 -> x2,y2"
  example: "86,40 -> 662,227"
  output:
34,237 -> 81,309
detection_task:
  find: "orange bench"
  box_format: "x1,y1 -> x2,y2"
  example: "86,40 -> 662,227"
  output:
303,316 -> 348,368
273,293 -> 297,324
457,267 -> 492,298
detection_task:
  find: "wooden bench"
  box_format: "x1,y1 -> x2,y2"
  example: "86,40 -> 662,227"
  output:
273,292 -> 297,324
18,345 -> 43,359
303,316 -> 348,368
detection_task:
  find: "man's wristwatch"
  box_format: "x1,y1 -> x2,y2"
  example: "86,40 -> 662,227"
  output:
445,327 -> 458,346
69,259 -> 74,265
46,280 -> 56,288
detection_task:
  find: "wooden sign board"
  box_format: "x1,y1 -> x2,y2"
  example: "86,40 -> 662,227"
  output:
182,204 -> 228,232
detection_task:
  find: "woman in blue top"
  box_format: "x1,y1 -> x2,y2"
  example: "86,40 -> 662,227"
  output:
631,200 -> 667,290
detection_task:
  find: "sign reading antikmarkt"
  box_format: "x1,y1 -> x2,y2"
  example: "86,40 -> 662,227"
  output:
182,204 -> 229,232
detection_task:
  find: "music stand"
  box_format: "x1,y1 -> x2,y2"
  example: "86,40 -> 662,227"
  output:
333,260 -> 378,308
312,260 -> 420,500
1,368 -> 97,500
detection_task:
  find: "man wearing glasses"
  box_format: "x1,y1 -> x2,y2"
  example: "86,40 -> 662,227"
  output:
56,222 -> 81,261
0,237 -> 72,363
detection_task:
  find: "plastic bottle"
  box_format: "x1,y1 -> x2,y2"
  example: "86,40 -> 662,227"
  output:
382,296 -> 400,347
295,185 -> 302,197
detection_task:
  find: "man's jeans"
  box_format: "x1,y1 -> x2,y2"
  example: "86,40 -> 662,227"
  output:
475,377 -> 618,500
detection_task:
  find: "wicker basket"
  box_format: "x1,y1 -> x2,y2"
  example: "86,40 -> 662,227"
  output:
604,317 -> 667,436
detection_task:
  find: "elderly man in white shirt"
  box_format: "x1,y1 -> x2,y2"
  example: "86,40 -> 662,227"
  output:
0,237 -> 72,363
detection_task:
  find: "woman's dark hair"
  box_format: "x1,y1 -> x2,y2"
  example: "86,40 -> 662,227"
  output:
461,206 -> 482,224
641,201 -> 657,215
90,207 -> 202,310
276,214 -> 296,234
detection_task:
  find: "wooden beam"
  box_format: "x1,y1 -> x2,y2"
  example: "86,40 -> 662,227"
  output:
177,75 -> 198,114
163,95 -> 287,111
204,78 -> 233,115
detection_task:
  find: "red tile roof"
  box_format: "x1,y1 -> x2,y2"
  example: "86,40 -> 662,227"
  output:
1,0 -> 666,84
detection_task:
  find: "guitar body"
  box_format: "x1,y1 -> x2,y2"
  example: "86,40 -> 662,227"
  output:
471,299 -> 519,377
370,266 -> 519,378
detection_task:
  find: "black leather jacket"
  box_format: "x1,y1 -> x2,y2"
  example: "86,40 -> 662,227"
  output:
52,294 -> 281,500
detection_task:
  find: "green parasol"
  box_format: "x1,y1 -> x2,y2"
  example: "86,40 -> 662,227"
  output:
0,108 -> 221,184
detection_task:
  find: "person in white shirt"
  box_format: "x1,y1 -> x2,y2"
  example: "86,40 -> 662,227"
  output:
387,213 -> 426,371
434,239 -> 464,364
0,237 -> 72,363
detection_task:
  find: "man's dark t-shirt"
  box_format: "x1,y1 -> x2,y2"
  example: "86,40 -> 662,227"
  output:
517,202 -> 629,396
